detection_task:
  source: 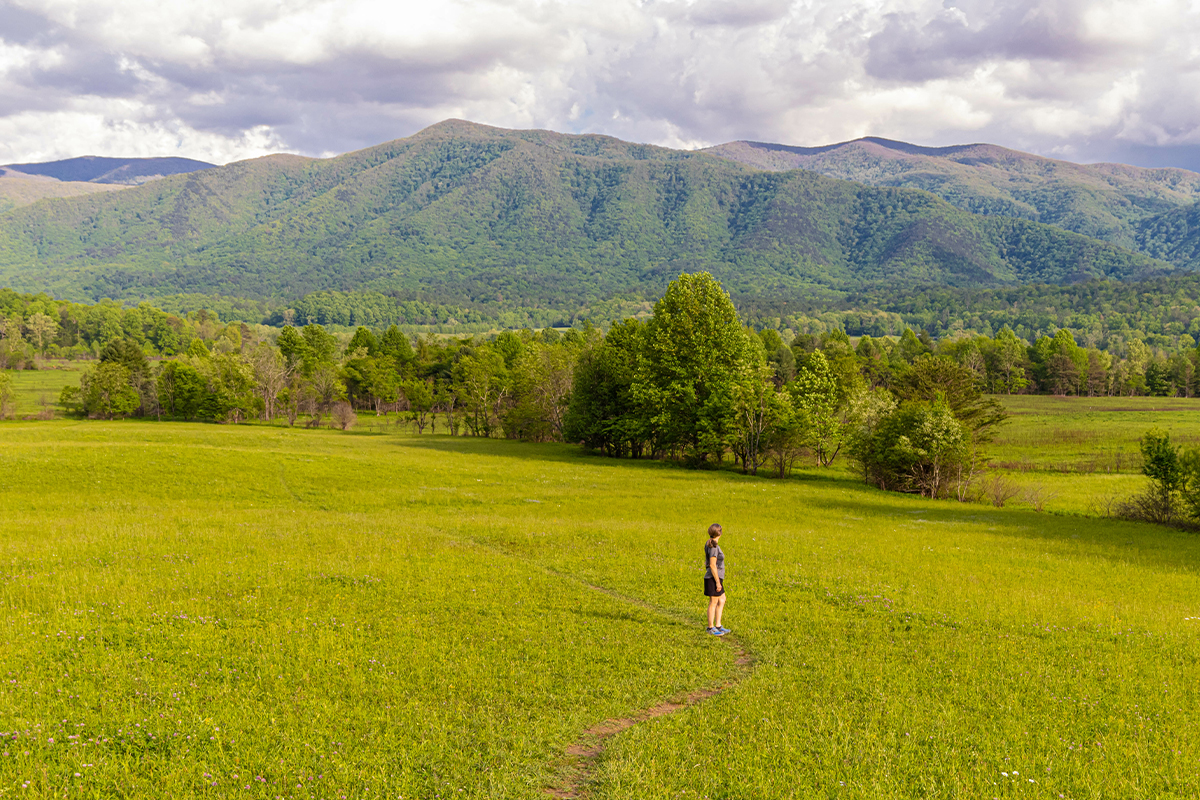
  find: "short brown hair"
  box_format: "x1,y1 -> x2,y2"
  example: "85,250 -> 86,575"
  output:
706,523 -> 722,548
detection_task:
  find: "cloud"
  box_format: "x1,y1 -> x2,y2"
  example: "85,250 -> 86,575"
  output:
0,0 -> 1198,169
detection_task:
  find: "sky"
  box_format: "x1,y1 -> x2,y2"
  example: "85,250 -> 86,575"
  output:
2,0 -> 1200,170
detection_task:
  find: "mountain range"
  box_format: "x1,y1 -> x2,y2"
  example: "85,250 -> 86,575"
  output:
3,156 -> 215,185
0,122 -> 1194,309
0,156 -> 216,218
703,137 -> 1200,264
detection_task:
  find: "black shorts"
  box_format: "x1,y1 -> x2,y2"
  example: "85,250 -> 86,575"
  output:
704,577 -> 725,597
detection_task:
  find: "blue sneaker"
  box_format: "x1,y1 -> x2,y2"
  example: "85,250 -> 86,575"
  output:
707,627 -> 724,636
716,626 -> 730,634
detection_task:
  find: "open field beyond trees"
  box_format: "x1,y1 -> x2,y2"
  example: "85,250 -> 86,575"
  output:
986,395 -> 1200,514
1,362 -> 83,417
2,417 -> 1199,799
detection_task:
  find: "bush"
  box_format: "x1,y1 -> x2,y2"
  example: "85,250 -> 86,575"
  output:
1022,484 -> 1057,513
979,473 -> 1021,507
79,363 -> 139,419
331,401 -> 357,431
1116,429 -> 1196,525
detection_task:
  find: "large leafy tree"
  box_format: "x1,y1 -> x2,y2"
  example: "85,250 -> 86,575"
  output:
156,361 -> 207,419
454,348 -> 509,437
79,362 -> 140,419
634,272 -> 757,464
564,319 -> 647,457
505,343 -> 576,442
731,362 -> 785,475
851,397 -> 970,498
790,350 -> 845,466
894,354 -> 1007,441
988,326 -> 1030,394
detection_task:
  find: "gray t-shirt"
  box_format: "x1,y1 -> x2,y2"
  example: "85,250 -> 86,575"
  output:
705,542 -> 725,579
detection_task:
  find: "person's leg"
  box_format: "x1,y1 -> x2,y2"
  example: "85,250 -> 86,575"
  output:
707,595 -> 718,629
714,593 -> 727,629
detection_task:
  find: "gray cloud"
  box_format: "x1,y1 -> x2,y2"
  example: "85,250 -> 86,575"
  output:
0,0 -> 1198,170
865,1 -> 1129,84
0,2 -> 59,45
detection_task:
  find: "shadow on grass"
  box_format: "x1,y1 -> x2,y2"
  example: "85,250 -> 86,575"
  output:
817,486 -> 1200,576
390,435 -> 1200,573
395,434 -> 856,485
399,435 -> 688,473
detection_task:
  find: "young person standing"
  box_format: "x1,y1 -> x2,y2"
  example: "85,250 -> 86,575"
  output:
704,523 -> 728,636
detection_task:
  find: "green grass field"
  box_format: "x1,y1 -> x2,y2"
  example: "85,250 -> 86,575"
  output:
1,363 -> 85,417
983,396 -> 1200,514
993,396 -> 1200,472
2,417 -> 1198,798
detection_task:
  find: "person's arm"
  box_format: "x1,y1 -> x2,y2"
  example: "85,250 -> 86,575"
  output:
709,556 -> 722,592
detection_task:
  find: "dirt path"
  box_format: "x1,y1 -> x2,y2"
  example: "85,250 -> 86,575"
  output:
449,540 -> 756,798
544,579 -> 754,799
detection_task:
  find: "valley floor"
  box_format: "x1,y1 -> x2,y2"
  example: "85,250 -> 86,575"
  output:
0,419 -> 1197,798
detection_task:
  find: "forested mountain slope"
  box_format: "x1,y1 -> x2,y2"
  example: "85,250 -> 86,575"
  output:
0,120 -> 1170,305
705,137 -> 1200,262
0,169 -> 127,214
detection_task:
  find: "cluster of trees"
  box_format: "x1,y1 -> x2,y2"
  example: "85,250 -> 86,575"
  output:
0,289 -> 271,366
60,317 -> 589,442
49,272 -> 1002,499
20,270 -> 1200,505
564,273 -> 1006,498
841,276 -> 1200,350
871,326 -> 1200,398
280,291 -> 564,332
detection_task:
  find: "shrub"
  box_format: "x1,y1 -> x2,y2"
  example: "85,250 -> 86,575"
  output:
979,473 -> 1021,507
331,401 -> 357,431
1116,429 -> 1196,525
1022,484 -> 1057,513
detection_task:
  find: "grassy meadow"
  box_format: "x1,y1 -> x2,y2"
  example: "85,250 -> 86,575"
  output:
986,395 -> 1200,513
1,406 -> 1199,798
1,363 -> 84,417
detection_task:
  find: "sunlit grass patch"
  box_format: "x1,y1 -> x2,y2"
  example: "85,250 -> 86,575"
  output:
1,420 -> 1198,798
1,362 -> 83,417
992,395 -> 1200,474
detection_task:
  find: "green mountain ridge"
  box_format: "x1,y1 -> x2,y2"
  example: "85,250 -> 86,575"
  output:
0,120 -> 1173,307
704,137 -> 1200,264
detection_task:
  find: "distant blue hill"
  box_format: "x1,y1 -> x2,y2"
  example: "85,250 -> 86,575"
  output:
3,155 -> 215,185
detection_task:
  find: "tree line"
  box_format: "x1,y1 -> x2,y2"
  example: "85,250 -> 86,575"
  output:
11,274 -> 1200,502
562,273 -> 1005,499
55,319 -> 587,441
0,289 -> 263,366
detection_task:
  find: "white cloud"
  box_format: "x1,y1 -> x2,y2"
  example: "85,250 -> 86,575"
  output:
0,106 -> 285,163
0,0 -> 1199,168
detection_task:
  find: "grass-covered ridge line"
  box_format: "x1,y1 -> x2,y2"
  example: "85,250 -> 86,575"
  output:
1,421 -> 1198,797
0,120 -> 1168,306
